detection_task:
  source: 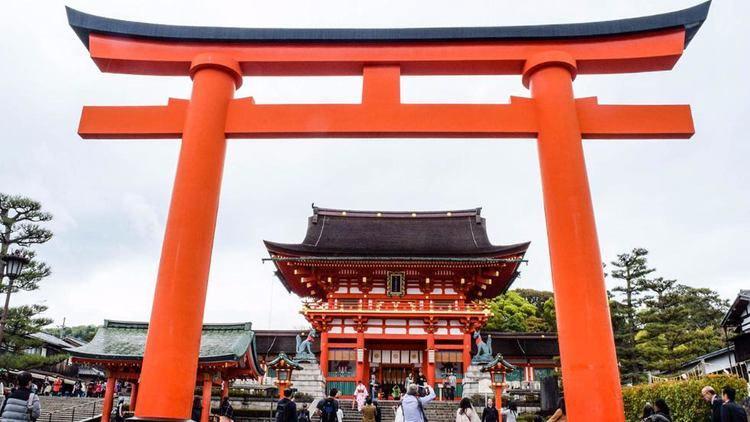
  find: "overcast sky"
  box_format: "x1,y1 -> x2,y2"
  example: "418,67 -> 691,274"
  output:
1,0 -> 747,331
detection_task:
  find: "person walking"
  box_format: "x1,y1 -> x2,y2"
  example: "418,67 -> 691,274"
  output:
0,372 -> 41,422
500,402 -> 517,422
297,403 -> 311,422
114,397 -> 125,422
643,399 -> 671,422
480,399 -> 498,422
391,385 -> 401,401
191,397 -> 203,422
547,398 -> 566,422
361,398 -> 376,422
372,399 -> 382,422
52,377 -> 62,397
404,373 -> 415,391
701,386 -> 722,422
640,403 -> 654,421
415,371 -> 426,388
354,381 -> 368,411
720,386 -> 748,422
455,397 -> 479,422
401,384 -> 435,422
316,388 -> 340,422
219,396 -> 234,422
447,371 -> 457,401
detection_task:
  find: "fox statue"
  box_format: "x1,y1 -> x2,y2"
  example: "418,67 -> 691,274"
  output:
472,331 -> 493,363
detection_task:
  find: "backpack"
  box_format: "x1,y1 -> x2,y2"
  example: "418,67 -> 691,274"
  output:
276,399 -> 292,422
320,398 -> 338,422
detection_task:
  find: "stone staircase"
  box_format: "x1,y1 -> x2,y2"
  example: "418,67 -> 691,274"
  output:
37,397 -> 105,422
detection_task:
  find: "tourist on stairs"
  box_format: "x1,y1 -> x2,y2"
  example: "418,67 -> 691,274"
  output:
354,381 -> 369,411
362,398 -> 377,422
275,389 -> 296,422
480,399 -> 498,422
455,397 -> 479,422
316,388 -> 340,422
401,384 -> 435,422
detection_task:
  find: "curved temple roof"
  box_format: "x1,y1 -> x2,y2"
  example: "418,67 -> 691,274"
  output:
264,206 -> 529,258
68,320 -> 265,376
67,2 -> 710,49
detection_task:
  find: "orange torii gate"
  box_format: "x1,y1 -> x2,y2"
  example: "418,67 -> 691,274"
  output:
67,3 -> 710,420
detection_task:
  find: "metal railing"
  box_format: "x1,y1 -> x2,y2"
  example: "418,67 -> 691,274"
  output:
44,400 -> 102,422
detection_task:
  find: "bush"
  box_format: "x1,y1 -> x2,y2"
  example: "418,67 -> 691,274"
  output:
622,374 -> 748,422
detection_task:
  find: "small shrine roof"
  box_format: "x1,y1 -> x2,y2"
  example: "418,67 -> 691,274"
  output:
266,352 -> 304,370
481,353 -> 517,372
68,320 -> 262,369
265,206 -> 529,258
67,3 -> 709,49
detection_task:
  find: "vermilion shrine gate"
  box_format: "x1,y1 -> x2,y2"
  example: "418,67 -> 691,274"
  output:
66,2 -> 710,420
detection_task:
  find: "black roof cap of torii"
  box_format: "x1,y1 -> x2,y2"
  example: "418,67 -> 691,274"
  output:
66,2 -> 710,50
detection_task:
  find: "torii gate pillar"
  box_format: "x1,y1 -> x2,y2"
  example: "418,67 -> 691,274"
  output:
136,55 -> 241,419
525,52 -> 623,416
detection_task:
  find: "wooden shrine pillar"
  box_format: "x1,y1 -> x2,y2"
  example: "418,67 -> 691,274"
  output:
426,333 -> 436,388
134,54 -> 241,421
356,331 -> 365,383
101,375 -> 116,422
200,374 -> 212,422
130,382 -> 139,411
524,52 -> 624,420
462,332 -> 471,377
320,331 -> 329,381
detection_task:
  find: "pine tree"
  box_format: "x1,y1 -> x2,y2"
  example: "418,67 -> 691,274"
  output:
609,248 -> 655,384
637,283 -> 727,373
0,194 -> 54,363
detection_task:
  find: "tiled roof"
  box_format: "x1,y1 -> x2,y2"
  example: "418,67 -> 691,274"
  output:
68,320 -> 258,363
265,206 -> 529,258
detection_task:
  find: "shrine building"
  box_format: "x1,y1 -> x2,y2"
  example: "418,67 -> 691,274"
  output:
265,206 -> 557,397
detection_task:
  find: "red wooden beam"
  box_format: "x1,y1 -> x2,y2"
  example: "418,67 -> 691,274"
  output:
78,96 -> 693,140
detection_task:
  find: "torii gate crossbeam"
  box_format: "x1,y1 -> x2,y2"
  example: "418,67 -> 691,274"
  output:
66,2 -> 711,421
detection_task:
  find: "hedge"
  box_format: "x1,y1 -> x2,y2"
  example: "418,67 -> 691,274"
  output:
622,374 -> 748,422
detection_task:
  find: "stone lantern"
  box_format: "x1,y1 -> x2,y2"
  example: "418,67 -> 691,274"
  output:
267,352 -> 303,398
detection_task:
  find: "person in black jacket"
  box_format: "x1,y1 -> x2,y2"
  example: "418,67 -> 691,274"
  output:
721,386 -> 748,422
481,399 -> 499,422
701,386 -> 722,422
276,389 -> 297,422
191,397 -> 202,422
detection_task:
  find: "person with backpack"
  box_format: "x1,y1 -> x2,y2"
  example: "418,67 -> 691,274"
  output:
276,391 -> 297,422
316,388 -> 339,422
0,372 -> 41,422
297,403 -> 310,422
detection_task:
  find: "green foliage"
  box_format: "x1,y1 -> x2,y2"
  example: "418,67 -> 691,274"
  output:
637,284 -> 727,374
485,291 -> 543,332
49,325 -> 99,343
609,248 -> 656,384
622,375 -> 747,422
2,304 -> 53,352
0,352 -> 69,371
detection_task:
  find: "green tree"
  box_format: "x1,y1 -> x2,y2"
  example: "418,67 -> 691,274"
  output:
50,325 -> 99,343
636,283 -> 727,373
0,304 -> 67,370
0,194 -> 53,362
609,248 -> 655,384
485,291 -> 539,332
